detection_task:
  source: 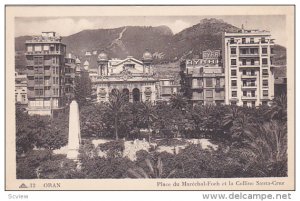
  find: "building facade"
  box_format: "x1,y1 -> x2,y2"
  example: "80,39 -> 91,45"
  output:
222,29 -> 275,107
180,50 -> 225,105
15,72 -> 28,106
25,32 -> 67,116
157,78 -> 180,102
93,50 -> 158,103
64,53 -> 76,103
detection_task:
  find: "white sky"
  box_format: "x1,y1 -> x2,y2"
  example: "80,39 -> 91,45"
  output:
15,15 -> 286,46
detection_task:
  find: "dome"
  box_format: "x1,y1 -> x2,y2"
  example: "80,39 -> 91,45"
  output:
142,50 -> 153,61
97,51 -> 108,61
75,58 -> 81,64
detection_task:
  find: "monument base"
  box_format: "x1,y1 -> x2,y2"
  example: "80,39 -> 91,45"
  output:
67,149 -> 79,160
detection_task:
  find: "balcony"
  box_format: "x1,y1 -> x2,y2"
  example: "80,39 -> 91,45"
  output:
26,70 -> 35,76
241,74 -> 257,79
44,70 -> 52,76
239,53 -> 259,57
191,84 -> 204,89
242,95 -> 257,100
44,80 -> 52,86
44,60 -> 53,66
27,80 -> 35,87
25,50 -> 63,56
239,62 -> 260,68
26,60 -> 34,66
215,84 -> 225,91
241,84 -> 257,89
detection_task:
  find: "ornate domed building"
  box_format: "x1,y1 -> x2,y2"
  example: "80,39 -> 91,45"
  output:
92,50 -> 158,103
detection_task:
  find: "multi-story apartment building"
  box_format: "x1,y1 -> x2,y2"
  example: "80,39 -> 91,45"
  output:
25,32 -> 66,116
64,53 -> 76,103
180,50 -> 225,105
222,29 -> 275,107
157,78 -> 181,102
15,72 -> 28,106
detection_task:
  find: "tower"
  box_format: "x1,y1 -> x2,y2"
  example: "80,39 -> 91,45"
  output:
97,51 -> 109,76
142,49 -> 153,74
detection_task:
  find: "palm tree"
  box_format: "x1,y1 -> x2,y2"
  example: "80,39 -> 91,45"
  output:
222,106 -> 253,142
241,120 -> 287,177
266,95 -> 287,122
169,93 -> 188,111
136,102 -> 157,142
127,157 -> 176,178
104,89 -> 128,140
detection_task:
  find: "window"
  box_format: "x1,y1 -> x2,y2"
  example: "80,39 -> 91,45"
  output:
243,70 -> 247,75
243,91 -> 247,97
231,70 -> 237,76
206,78 -> 213,87
242,38 -> 246,44
242,59 -> 246,65
251,101 -> 256,107
43,45 -> 49,51
250,38 -> 254,44
205,90 -> 213,98
27,45 -> 33,52
250,49 -> 255,54
33,57 -> 43,65
216,78 -> 220,86
22,94 -> 26,102
35,89 -> 43,96
243,80 -> 247,86
262,101 -> 268,105
251,91 -> 255,97
262,48 -> 268,54
262,58 -> 268,65
230,38 -> 235,44
263,90 -> 268,97
262,69 -> 269,76
232,91 -> 237,97
231,80 -> 237,87
242,49 -> 247,54
231,48 -> 236,55
251,59 -> 255,65
261,37 -> 266,43
251,70 -> 255,76
271,48 -> 274,54
231,101 -> 237,105
34,45 -> 42,51
231,59 -> 236,65
263,80 -> 268,87
243,101 -> 247,107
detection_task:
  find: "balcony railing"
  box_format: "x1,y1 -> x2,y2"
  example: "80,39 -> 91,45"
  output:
241,84 -> 257,88
25,50 -> 63,55
242,95 -> 257,100
241,74 -> 257,78
239,62 -> 260,67
239,53 -> 259,57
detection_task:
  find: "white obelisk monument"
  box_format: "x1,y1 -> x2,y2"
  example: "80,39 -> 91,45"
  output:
67,100 -> 81,160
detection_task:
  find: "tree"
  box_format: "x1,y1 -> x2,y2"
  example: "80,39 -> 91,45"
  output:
169,93 -> 188,111
74,71 -> 92,107
136,102 -> 157,142
236,120 -> 287,177
104,89 -> 128,140
266,95 -> 287,122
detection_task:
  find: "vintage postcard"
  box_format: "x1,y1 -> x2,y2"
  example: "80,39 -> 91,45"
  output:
5,5 -> 295,190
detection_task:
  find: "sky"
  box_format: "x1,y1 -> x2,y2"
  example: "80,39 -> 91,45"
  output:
15,15 -> 287,46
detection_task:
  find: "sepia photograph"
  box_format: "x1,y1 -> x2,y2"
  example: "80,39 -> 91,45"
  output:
5,5 -> 295,190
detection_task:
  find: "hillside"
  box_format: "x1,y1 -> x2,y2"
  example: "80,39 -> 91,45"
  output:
15,18 -> 287,76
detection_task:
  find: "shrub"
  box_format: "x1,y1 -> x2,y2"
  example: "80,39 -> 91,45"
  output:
98,140 -> 125,158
